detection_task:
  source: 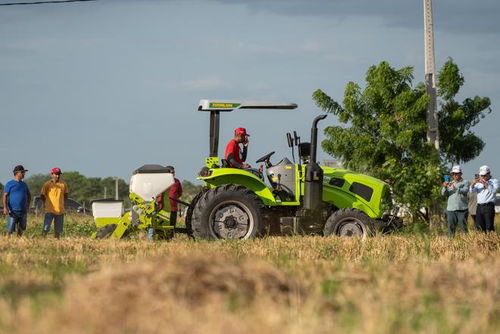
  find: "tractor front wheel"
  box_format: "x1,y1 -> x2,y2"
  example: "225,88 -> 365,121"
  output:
324,209 -> 374,238
191,185 -> 265,240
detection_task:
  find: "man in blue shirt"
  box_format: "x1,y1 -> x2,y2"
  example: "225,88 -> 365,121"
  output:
2,165 -> 31,236
470,165 -> 498,233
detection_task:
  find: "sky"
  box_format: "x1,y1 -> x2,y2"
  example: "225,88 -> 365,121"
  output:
0,0 -> 499,185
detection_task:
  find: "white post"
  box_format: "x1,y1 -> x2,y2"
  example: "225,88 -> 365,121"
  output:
115,178 -> 119,200
423,0 -> 440,151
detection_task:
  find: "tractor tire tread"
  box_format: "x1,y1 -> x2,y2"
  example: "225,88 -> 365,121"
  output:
191,184 -> 265,240
323,208 -> 374,238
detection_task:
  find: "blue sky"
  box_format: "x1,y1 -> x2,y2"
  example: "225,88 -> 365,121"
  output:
0,0 -> 498,184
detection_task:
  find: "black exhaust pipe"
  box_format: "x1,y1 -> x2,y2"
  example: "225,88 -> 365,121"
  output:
303,114 -> 327,211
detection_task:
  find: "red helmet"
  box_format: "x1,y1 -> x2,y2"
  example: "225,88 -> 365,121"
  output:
234,127 -> 250,136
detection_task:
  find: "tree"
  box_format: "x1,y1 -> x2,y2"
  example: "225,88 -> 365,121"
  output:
181,180 -> 203,202
313,60 -> 491,222
437,59 -> 491,164
24,172 -> 130,205
24,172 -> 201,208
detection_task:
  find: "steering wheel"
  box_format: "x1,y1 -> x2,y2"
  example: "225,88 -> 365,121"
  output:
256,151 -> 275,164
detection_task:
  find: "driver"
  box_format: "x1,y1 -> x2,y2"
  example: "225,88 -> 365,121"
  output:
224,127 -> 251,169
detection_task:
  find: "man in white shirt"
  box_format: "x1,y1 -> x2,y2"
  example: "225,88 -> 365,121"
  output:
470,165 -> 498,232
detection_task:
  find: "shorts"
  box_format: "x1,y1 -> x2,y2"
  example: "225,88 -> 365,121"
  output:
7,211 -> 27,233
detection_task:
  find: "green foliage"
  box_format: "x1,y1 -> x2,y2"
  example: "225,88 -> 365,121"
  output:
24,172 -> 129,206
437,58 -> 491,165
23,172 -> 199,208
181,180 -> 203,202
313,60 -> 491,222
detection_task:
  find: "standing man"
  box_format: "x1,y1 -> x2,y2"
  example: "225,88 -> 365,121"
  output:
165,165 -> 183,228
471,165 -> 498,233
441,165 -> 470,237
224,127 -> 251,169
3,165 -> 31,236
40,168 -> 68,238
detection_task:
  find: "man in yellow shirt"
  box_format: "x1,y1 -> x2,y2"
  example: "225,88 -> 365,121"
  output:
41,168 -> 69,238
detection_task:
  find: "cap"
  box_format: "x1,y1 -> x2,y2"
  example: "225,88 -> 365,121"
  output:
479,165 -> 491,176
234,127 -> 250,137
13,165 -> 28,174
51,167 -> 62,174
451,165 -> 462,174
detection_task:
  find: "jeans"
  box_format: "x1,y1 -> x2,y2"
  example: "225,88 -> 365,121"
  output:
7,211 -> 27,233
43,213 -> 64,234
147,227 -> 154,241
447,210 -> 468,237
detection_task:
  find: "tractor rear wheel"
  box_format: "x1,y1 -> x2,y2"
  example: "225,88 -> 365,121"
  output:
324,209 -> 374,238
95,224 -> 118,239
184,188 -> 208,236
191,184 -> 265,240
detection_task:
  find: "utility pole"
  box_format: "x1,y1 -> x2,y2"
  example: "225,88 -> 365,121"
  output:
423,0 -> 440,151
115,178 -> 119,200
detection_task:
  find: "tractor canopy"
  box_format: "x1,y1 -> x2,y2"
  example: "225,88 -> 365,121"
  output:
198,99 -> 298,161
198,99 -> 297,112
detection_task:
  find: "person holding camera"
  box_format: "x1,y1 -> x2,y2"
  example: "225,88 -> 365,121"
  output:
224,127 -> 251,169
471,165 -> 498,232
441,165 -> 470,237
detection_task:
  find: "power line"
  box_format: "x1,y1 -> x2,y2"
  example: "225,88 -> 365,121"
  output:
0,0 -> 95,6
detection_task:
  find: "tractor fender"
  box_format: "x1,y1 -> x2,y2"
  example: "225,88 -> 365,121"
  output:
322,186 -> 378,218
198,168 -> 276,206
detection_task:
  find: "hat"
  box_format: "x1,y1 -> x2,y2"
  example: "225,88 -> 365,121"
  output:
234,127 -> 250,137
13,165 -> 28,174
451,165 -> 462,174
51,167 -> 62,174
479,165 -> 491,176
14,165 -> 28,174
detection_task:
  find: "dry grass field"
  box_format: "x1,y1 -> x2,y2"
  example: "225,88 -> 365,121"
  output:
0,214 -> 498,334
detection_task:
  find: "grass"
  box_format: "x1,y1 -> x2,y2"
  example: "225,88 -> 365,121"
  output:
0,214 -> 498,333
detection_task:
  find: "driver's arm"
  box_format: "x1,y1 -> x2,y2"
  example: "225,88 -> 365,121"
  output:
241,146 -> 247,162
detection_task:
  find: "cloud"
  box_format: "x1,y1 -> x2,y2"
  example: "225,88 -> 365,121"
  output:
211,0 -> 500,34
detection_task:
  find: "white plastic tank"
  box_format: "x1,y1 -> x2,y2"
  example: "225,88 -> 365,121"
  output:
92,200 -> 124,218
129,165 -> 175,201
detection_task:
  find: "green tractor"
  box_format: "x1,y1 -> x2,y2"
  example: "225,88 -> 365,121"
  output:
185,99 -> 401,240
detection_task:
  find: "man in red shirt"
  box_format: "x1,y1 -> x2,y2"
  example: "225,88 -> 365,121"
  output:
165,166 -> 183,227
147,166 -> 183,241
224,127 -> 251,169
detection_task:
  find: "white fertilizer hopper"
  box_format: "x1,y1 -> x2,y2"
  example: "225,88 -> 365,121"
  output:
130,164 -> 175,201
